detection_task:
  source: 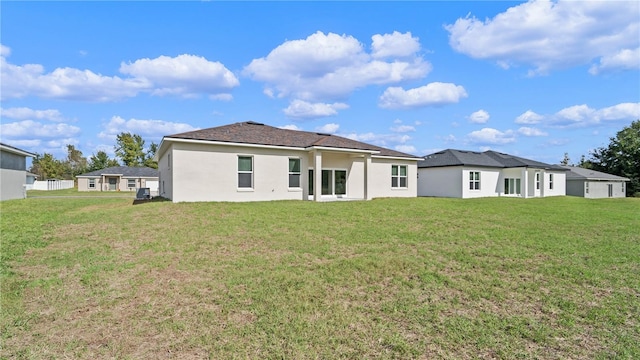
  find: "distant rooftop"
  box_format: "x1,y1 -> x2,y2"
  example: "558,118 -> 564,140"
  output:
419,149 -> 566,170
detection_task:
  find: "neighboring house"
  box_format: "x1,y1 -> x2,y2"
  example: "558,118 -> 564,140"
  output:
563,166 -> 629,198
0,142 -> 35,201
417,149 -> 567,198
76,166 -> 159,195
155,121 -> 420,202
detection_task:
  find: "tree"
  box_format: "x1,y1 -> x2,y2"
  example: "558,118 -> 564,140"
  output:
30,153 -> 66,180
64,144 -> 88,178
87,151 -> 119,172
143,142 -> 158,169
588,120 -> 640,196
115,132 -> 146,166
560,152 -> 571,166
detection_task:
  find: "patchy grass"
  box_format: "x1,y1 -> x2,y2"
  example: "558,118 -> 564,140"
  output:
1,196 -> 639,359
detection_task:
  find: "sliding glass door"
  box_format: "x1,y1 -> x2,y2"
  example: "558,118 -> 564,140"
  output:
309,169 -> 347,196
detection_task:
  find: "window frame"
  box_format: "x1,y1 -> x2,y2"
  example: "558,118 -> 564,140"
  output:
504,178 -> 522,195
469,171 -> 481,190
288,158 -> 301,189
391,165 -> 408,189
127,179 -> 136,188
88,178 -> 96,189
237,155 -> 254,189
535,172 -> 540,190
549,173 -> 554,190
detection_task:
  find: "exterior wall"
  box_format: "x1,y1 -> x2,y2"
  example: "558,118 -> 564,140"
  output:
567,180 -> 626,198
462,168 -> 501,198
159,141 -> 418,202
543,171 -> 566,197
168,142 -> 309,202
368,157 -> 417,199
0,168 -> 27,201
1,150 -> 27,171
0,149 -> 28,201
417,166 -> 463,198
566,180 -> 585,197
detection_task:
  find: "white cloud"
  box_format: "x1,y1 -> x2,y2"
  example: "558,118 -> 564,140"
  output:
378,82 -> 467,109
315,123 -> 340,134
552,102 -> 640,126
517,127 -> 548,137
244,31 -> 430,101
515,102 -> 640,128
0,107 -> 64,122
119,54 -> 239,97
371,31 -> 421,59
390,124 -> 416,133
446,0 -> 640,75
589,47 -> 640,75
0,120 -> 81,138
283,99 -> 349,119
279,124 -> 302,131
1,46 -> 238,101
98,116 -> 199,140
395,145 -> 417,154
515,110 -> 544,124
469,109 -> 490,124
467,128 -> 516,145
343,132 -> 411,147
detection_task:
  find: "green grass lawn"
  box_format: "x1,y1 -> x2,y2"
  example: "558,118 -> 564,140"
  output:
1,196 -> 639,359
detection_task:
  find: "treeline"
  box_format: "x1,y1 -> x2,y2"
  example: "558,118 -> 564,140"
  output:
30,133 -> 158,181
564,120 -> 639,197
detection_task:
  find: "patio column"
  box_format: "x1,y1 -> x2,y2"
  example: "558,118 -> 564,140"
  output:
364,154 -> 372,200
521,168 -> 528,199
313,150 -> 322,202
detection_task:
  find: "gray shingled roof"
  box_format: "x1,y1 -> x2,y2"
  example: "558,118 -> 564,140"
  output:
562,165 -> 630,181
165,121 -> 420,159
77,166 -> 158,178
418,149 -> 566,170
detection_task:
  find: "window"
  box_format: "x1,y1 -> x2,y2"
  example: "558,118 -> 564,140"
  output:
89,178 -> 95,189
469,171 -> 480,190
168,154 -> 171,170
391,165 -> 407,188
549,174 -> 554,190
127,179 -> 136,188
504,178 -> 521,195
288,158 -> 301,188
238,156 -> 253,188
586,182 -> 589,194
535,173 -> 540,190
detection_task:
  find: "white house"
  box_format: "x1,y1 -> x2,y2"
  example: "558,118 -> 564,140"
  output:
0,142 -> 35,201
155,121 -> 420,202
417,149 -> 567,198
563,166 -> 629,198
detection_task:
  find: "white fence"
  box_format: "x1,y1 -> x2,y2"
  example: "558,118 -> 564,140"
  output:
28,179 -> 75,191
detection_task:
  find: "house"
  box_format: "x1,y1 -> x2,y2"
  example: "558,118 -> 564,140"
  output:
155,121 -> 420,202
417,149 -> 567,198
76,166 -> 159,195
0,142 -> 36,201
563,166 -> 629,198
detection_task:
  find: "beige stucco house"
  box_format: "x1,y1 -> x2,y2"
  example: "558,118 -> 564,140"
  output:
417,149 -> 568,198
155,121 -> 420,202
76,166 -> 159,195
0,142 -> 35,201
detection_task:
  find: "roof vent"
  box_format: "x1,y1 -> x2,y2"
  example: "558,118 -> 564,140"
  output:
245,121 -> 264,126
316,132 -> 331,136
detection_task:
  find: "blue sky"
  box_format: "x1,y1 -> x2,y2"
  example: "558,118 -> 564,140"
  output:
1,1 -> 639,165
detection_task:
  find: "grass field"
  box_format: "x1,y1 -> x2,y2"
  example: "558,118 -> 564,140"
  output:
1,196 -> 639,359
